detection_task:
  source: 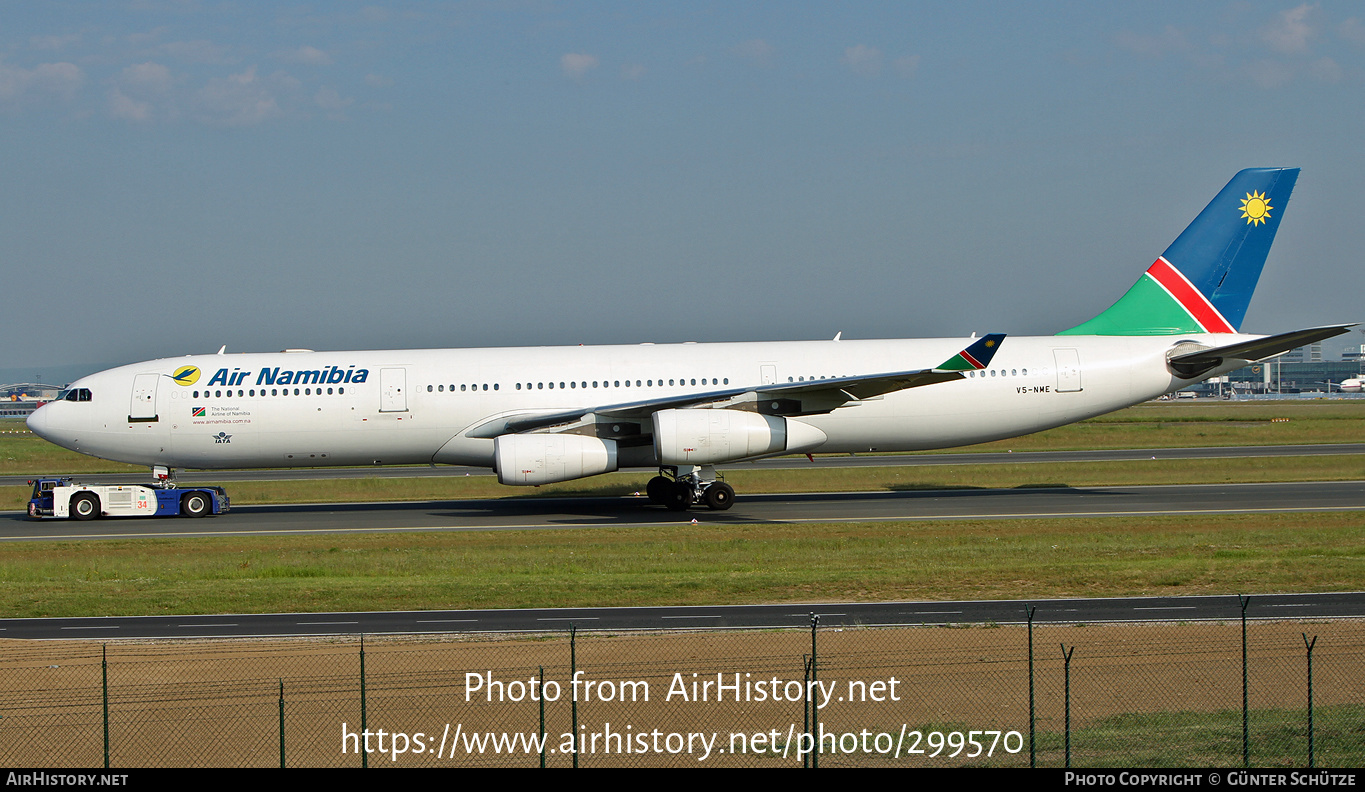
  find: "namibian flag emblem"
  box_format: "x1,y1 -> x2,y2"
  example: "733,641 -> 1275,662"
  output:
192,407 -> 205,417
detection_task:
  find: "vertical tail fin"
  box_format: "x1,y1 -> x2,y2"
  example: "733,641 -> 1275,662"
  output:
1060,167 -> 1299,335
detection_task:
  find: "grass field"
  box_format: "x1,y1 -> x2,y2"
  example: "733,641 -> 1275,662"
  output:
1,511 -> 1361,618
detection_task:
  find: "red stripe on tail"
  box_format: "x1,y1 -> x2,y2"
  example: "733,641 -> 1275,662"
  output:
1146,258 -> 1236,333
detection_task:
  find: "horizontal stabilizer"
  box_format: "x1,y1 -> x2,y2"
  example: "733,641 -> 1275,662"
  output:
1168,324 -> 1355,378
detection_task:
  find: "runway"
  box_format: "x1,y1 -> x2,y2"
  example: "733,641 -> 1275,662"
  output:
2,591 -> 1359,640
3,479 -> 1363,541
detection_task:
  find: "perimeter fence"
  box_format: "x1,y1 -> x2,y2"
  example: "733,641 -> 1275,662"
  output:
1,610 -> 1362,768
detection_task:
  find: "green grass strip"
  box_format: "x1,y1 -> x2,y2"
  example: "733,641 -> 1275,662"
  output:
0,511 -> 1360,618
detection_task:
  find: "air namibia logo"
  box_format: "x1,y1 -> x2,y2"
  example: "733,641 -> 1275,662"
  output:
171,366 -> 201,386
1240,190 -> 1272,226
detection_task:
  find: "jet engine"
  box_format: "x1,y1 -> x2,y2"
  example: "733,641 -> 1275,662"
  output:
652,409 -> 827,465
494,434 -> 618,485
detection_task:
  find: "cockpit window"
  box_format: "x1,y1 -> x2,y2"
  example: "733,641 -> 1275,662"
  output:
60,389 -> 92,402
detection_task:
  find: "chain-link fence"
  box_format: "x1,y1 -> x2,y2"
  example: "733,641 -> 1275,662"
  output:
2,614 -> 1361,768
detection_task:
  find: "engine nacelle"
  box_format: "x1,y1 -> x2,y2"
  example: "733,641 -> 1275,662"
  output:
494,434 -> 618,485
652,409 -> 827,465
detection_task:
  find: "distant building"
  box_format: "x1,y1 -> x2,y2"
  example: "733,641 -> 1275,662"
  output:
1343,345 -> 1365,373
1277,343 -> 1322,364
0,383 -> 63,418
1220,359 -> 1360,394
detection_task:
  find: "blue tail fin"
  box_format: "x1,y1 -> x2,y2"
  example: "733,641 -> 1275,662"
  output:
1061,168 -> 1298,335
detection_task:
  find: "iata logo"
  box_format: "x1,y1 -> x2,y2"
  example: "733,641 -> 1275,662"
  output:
171,366 -> 201,386
212,432 -> 231,444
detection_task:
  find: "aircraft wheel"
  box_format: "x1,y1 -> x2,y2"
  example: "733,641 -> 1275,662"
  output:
646,476 -> 672,504
70,493 -> 100,521
664,481 -> 693,511
703,482 -> 735,511
181,492 -> 211,518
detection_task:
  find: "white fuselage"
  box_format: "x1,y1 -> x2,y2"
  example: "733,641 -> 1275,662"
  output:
27,333 -> 1248,472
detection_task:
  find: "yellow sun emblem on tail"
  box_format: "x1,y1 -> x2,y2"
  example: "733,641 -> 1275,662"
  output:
1240,190 -> 1272,226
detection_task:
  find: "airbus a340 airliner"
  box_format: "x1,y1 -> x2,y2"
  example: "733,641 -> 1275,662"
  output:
27,168 -> 1351,513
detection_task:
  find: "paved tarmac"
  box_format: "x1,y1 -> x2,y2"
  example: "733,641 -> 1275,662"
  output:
4,479 -> 1363,541
2,591 -> 1358,640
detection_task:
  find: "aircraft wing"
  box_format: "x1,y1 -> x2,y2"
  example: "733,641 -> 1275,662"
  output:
1167,324 -> 1355,378
466,334 -> 1006,437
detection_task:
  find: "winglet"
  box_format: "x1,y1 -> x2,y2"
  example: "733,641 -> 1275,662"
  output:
938,333 -> 1006,371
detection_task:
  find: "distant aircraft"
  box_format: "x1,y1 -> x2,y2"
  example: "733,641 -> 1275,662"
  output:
1340,378 -> 1363,393
28,168 -> 1351,511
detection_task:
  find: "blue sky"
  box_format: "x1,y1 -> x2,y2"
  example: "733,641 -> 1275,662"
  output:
4,1 -> 1364,380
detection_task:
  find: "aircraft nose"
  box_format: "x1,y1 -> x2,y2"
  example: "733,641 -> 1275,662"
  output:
25,405 -> 47,439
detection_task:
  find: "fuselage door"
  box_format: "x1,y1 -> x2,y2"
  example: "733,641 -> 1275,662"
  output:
760,364 -> 777,385
380,368 -> 408,412
129,373 -> 159,422
1053,348 -> 1083,393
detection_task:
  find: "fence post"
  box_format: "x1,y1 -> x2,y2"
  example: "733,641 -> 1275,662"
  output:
1061,644 -> 1076,769
1025,605 -> 1036,768
570,625 -> 578,769
802,654 -> 812,769
278,679 -> 285,769
1303,633 -> 1317,769
810,613 -> 819,769
360,634 -> 368,769
101,644 -> 110,770
539,666 -> 547,768
1239,595 -> 1250,768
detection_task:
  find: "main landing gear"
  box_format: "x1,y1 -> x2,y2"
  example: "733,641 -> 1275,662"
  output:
646,466 -> 735,512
